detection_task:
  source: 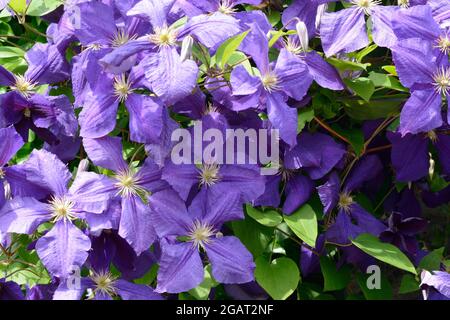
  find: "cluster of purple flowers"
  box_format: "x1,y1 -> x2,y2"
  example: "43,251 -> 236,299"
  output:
0,0 -> 449,300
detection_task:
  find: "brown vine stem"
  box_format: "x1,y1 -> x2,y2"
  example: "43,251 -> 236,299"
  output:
314,116 -> 351,145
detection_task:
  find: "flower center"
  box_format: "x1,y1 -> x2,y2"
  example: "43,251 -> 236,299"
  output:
91,271 -> 117,297
432,67 -> 450,95
48,196 -> 76,222
427,130 -> 438,143
397,0 -> 410,8
261,72 -> 280,92
278,165 -> 294,182
114,169 -> 148,198
284,38 -> 303,55
188,220 -> 217,249
23,108 -> 31,118
11,75 -> 36,98
338,193 -> 354,213
0,167 -> 5,179
436,35 -> 450,55
218,0 -> 236,15
113,74 -> 133,103
111,29 -> 135,48
149,25 -> 178,47
351,0 -> 381,15
198,163 -> 221,187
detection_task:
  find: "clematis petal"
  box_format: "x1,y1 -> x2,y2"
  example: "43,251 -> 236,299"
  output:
115,279 -> 163,300
0,65 -> 15,86
304,51 -> 344,90
119,195 -> 157,255
179,12 -> 240,49
399,89 -> 443,136
83,136 -> 128,173
230,65 -> 261,96
371,6 -> 398,48
144,46 -> 198,105
317,172 -> 340,215
126,94 -> 164,144
161,162 -> 199,200
36,220 -> 91,278
155,240 -> 204,293
421,271 -> 450,298
387,132 -> 429,182
344,155 -> 383,192
127,0 -> 176,28
283,175 -> 313,215
275,49 -> 313,101
0,126 -> 24,167
149,189 -> 192,237
320,8 -> 368,57
205,236 -> 255,284
266,92 -> 298,147
53,278 -> 93,300
0,197 -> 50,234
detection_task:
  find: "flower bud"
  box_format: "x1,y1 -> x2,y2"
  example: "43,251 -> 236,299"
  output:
315,4 -> 328,31
180,36 -> 194,62
296,20 -> 309,53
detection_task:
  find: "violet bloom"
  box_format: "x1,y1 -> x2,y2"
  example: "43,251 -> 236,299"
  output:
391,37 -> 449,135
0,92 -> 78,145
320,0 -> 401,57
83,136 -> 168,255
176,0 -> 263,17
0,42 -> 69,97
149,189 -> 255,293
282,0 -> 329,38
0,280 -> 24,300
78,66 -> 166,141
388,130 -> 450,182
0,127 -> 24,208
53,269 -> 162,300
421,271 -> 450,300
230,23 -> 313,146
99,0 -> 240,104
0,149 -> 114,278
379,212 -> 427,254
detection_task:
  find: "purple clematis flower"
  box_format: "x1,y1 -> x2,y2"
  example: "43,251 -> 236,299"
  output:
78,66 -> 166,141
149,189 -> 255,293
320,0 -> 402,57
230,23 -> 313,146
421,270 -> 450,300
0,127 -> 24,208
53,268 -> 162,300
0,92 -> 78,145
391,37 -> 449,135
176,0 -> 263,17
83,136 -> 168,255
0,149 -> 114,278
379,212 -> 427,254
0,280 -> 24,300
388,129 -> 450,182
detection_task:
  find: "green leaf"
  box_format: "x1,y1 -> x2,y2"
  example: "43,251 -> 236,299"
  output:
8,0 -> 27,13
320,257 -> 352,292
0,46 -> 25,59
255,257 -> 300,300
419,247 -> 445,271
26,0 -> 64,16
283,204 -> 318,247
398,274 -> 420,294
246,205 -> 282,227
332,125 -> 365,156
368,72 -> 408,92
382,65 -> 398,76
352,234 -> 417,274
356,272 -> 393,300
354,44 -> 378,62
297,106 -> 315,133
327,57 -> 370,71
342,95 -> 405,120
188,265 -> 219,300
231,217 -> 273,258
344,77 -> 375,102
215,29 -> 250,69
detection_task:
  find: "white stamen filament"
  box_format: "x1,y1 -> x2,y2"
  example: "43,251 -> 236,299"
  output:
351,0 -> 381,15
338,192 -> 354,213
261,72 -> 280,92
114,169 -> 148,198
217,0 -> 236,15
148,25 -> 178,47
90,271 -> 117,297
284,38 -> 303,55
113,74 -> 133,103
188,220 -> 216,249
111,29 -> 136,48
397,0 -> 410,8
198,163 -> 221,187
436,35 -> 450,55
48,196 -> 76,222
432,67 -> 450,95
11,75 -> 36,98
